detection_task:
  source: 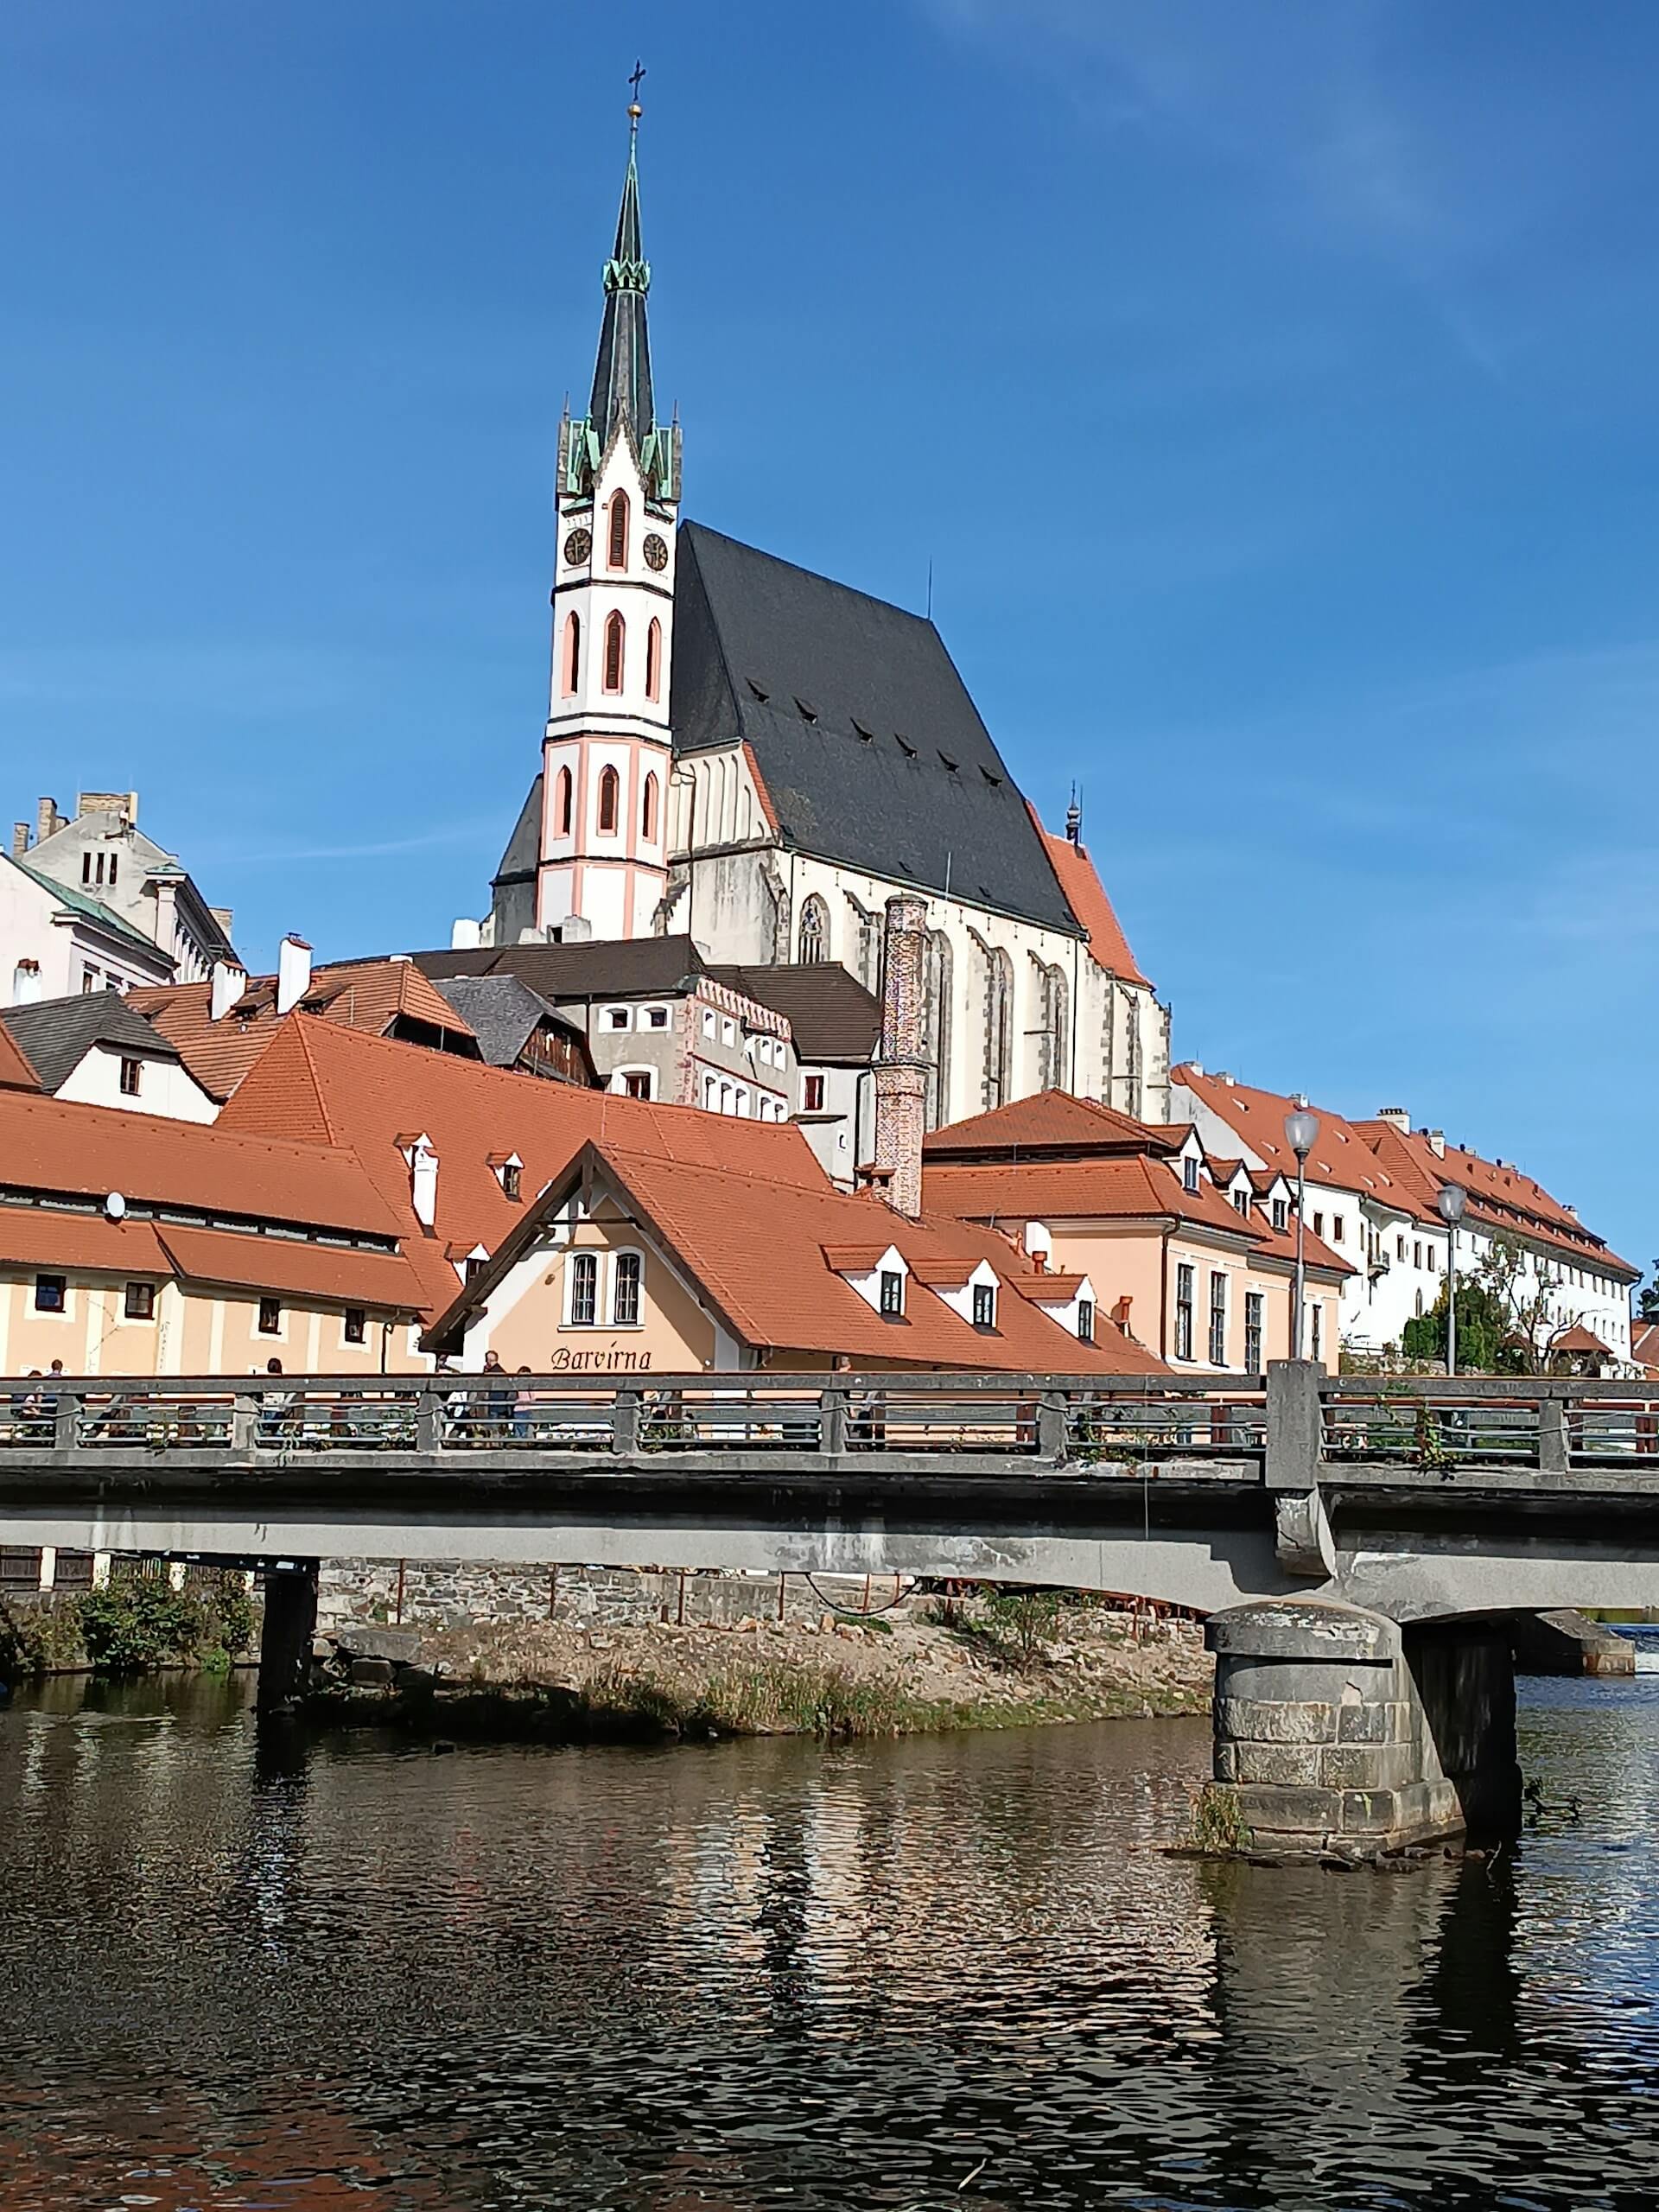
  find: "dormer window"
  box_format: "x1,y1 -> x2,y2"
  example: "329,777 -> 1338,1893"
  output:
1272,1198 -> 1288,1233
1233,1188 -> 1250,1217
1077,1299 -> 1096,1344
972,1281 -> 996,1330
1182,1157 -> 1200,1194
879,1269 -> 905,1319
502,1163 -> 521,1202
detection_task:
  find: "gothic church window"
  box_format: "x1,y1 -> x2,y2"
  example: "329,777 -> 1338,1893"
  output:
607,491 -> 630,569
562,612 -> 581,697
798,895 -> 829,964
598,766 -> 620,835
982,945 -> 1014,1110
603,612 -> 626,692
641,772 -> 658,842
923,930 -> 952,1130
645,619 -> 662,701
555,768 -> 573,837
1037,963 -> 1069,1090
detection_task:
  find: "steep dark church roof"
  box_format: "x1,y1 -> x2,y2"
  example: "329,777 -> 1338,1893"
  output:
670,524 -> 1081,937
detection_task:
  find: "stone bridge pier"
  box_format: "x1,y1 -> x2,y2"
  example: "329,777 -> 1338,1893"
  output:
1205,1599 -> 1522,1855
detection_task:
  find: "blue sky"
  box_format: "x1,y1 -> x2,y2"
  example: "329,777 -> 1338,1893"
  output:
4,2 -> 1657,1274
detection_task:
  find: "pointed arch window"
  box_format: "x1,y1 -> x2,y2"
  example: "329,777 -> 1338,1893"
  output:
645,618 -> 662,702
597,765 -> 620,836
603,611 -> 626,693
561,611 -> 581,697
798,894 -> 829,964
607,491 -> 630,569
983,945 -> 1014,1110
641,771 -> 658,842
555,766 -> 574,838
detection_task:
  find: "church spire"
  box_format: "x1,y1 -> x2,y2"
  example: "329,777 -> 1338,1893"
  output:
588,76 -> 656,458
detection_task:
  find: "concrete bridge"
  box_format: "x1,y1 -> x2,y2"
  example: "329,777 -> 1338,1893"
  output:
3,1363 -> 1656,1855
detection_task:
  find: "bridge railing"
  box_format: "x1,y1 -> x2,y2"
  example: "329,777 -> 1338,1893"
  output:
0,1371 -> 1268,1474
1317,1376 -> 1659,1478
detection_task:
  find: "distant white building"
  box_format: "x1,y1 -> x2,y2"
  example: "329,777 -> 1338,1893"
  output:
1,847 -> 175,1007
9,791 -> 236,988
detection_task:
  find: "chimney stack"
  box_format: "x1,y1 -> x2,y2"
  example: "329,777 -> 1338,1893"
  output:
10,822 -> 29,859
410,1139 -> 439,1230
35,798 -> 60,847
209,959 -> 247,1021
1112,1294 -> 1134,1337
1427,1129 -> 1446,1159
1376,1106 -> 1410,1133
450,916 -> 482,951
276,934 -> 313,1016
871,893 -> 929,1218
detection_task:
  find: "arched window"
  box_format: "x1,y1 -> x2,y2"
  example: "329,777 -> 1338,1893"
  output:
561,611 -> 581,697
603,611 -> 625,692
568,1251 -> 598,1327
645,618 -> 662,702
554,766 -> 573,837
641,771 -> 658,842
798,894 -> 829,964
607,490 -> 630,569
613,1250 -> 642,1326
597,765 -> 620,835
983,945 -> 1014,1110
1037,963 -> 1069,1090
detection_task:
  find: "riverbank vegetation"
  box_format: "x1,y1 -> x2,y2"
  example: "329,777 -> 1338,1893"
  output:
302,1594 -> 1213,1745
0,1569 -> 255,1681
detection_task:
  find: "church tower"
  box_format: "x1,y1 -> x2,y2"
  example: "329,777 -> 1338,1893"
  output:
537,90 -> 682,942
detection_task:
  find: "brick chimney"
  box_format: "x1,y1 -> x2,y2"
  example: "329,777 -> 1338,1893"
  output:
10,823 -> 29,859
872,893 -> 929,1218
35,798 -> 60,847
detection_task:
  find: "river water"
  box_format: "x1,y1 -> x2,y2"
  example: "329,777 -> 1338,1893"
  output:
1,1659 -> 1656,2212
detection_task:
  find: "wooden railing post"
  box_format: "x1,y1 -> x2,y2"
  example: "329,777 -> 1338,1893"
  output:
1538,1391 -> 1569,1479
613,1389 -> 640,1455
821,1389 -> 849,1457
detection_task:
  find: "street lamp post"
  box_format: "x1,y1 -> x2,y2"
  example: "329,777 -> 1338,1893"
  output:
1436,1182 -> 1469,1376
1284,1108 -> 1320,1362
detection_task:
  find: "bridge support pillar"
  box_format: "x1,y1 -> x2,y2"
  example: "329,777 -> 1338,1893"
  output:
257,1560 -> 319,1718
1206,1599 -> 1520,1856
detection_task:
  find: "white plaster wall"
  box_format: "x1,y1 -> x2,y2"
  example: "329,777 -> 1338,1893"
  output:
55,1044 -> 219,1122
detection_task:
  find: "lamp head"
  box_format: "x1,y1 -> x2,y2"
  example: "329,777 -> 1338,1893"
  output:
1284,1109 -> 1319,1160
1436,1182 -> 1468,1226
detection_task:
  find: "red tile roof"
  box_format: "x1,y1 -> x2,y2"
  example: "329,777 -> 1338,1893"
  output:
0,1205 -> 169,1278
0,1086 -> 400,1240
1354,1119 -> 1637,1280
0,1020 -> 39,1093
154,1225 -> 424,1312
1173,1066 -> 1423,1212
1033,813 -> 1151,987
923,1089 -> 1181,1159
1553,1322 -> 1615,1359
1632,1320 -> 1659,1372
445,1140 -> 1166,1371
129,957 -> 478,1102
220,1017 -> 836,1322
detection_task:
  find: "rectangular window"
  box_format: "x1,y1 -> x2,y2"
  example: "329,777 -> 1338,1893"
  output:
34,1274 -> 67,1314
972,1281 -> 995,1329
1313,1211 -> 1325,1238
879,1269 -> 904,1319
501,1162 -> 522,1201
1182,1157 -> 1199,1194
80,969 -> 99,995
647,1007 -> 668,1029
613,1250 -> 642,1326
1330,1216 -> 1344,1243
1077,1298 -> 1095,1344
1396,1236 -> 1408,1262
81,853 -> 92,884
1427,1247 -> 1439,1274
569,1251 -> 598,1326
343,1307 -> 366,1344
1414,1241 -> 1423,1269
802,1074 -> 825,1112
257,1296 -> 281,1336
1175,1264 -> 1195,1361
1208,1271 -> 1228,1365
118,1056 -> 142,1096
1233,1189 -> 1251,1217
1272,1198 -> 1287,1233
124,1281 -> 155,1320
1244,1291 -> 1264,1373
623,1071 -> 652,1100
606,1007 -> 630,1030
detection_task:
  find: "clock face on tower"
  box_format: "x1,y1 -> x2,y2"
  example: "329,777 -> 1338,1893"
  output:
643,532 -> 670,573
563,527 -> 593,567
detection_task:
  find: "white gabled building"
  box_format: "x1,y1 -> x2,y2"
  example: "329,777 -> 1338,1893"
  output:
470,98 -> 1170,1131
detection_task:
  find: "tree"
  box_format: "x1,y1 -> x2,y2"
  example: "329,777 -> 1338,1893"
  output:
1476,1232 -> 1591,1376
1639,1267 -> 1659,1325
1401,1278 -> 1516,1374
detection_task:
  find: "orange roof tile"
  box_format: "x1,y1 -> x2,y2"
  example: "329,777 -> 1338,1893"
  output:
155,1225 -> 424,1312
1173,1066 -> 1422,1211
1008,1274 -> 1089,1300
0,1206 -> 169,1278
1033,813 -> 1151,987
0,1020 -> 39,1093
129,957 -> 478,1102
1631,1320 -> 1659,1371
220,1017 -> 835,1321
924,1089 -> 1180,1159
0,1087 -> 400,1240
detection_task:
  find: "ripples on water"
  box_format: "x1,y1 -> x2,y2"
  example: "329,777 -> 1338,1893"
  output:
1,1653 -> 1657,2211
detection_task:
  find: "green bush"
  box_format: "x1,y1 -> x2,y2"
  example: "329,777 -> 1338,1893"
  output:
0,1596 -> 86,1678
75,1572 -> 206,1674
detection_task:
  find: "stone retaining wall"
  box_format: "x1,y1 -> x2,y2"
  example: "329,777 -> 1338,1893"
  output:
317,1559 -> 903,1633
